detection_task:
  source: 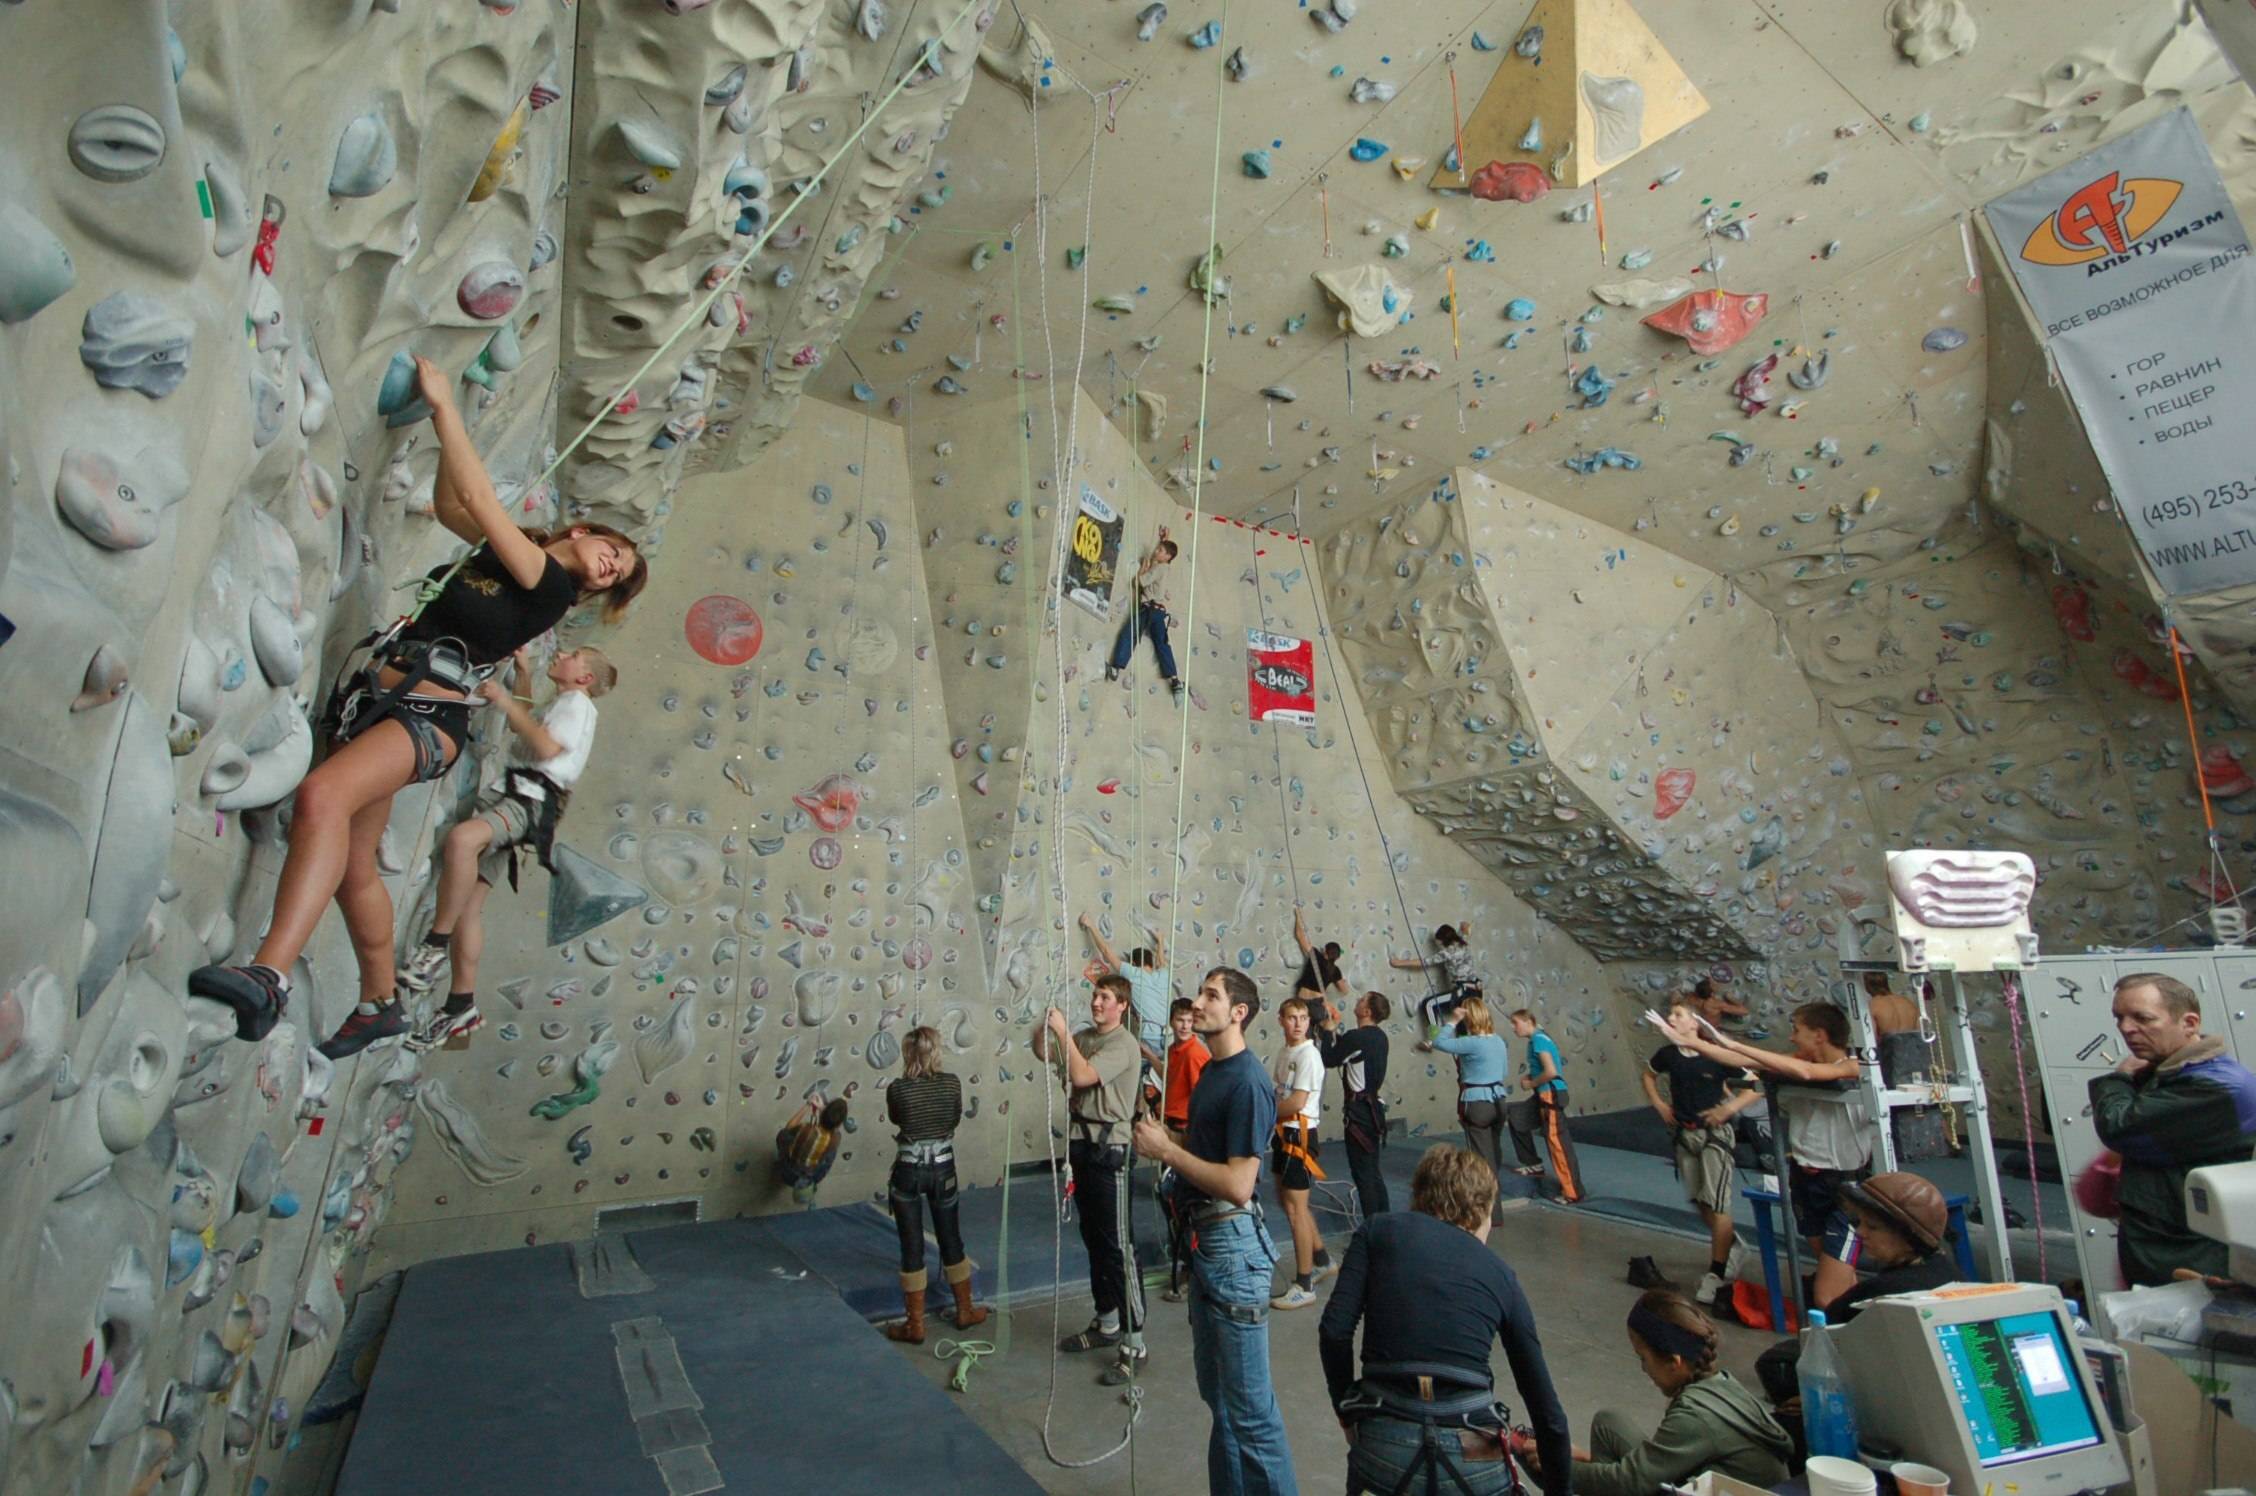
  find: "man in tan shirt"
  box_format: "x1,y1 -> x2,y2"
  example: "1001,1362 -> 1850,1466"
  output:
1036,973 -> 1147,1384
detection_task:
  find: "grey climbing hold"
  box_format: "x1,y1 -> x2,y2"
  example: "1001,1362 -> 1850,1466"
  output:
329,110 -> 398,197
0,202 -> 75,323
1135,3 -> 1165,41
1225,46 -> 1251,81
1921,326 -> 1967,352
69,105 -> 168,183
1788,351 -> 1830,390
1515,24 -> 1543,57
79,293 -> 192,398
1350,77 -> 1396,105
1261,385 -> 1297,402
1241,150 -> 1271,179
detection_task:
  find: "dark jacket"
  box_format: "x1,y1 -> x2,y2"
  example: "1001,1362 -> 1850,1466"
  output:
1574,1372 -> 1793,1496
2089,1035 -> 2256,1286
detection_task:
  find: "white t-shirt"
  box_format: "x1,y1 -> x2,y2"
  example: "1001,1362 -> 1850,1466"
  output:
500,690 -> 597,797
1272,1039 -> 1323,1130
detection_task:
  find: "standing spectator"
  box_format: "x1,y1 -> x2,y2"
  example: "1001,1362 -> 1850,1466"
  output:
1319,1145 -> 1573,1496
1132,968 -> 1298,1496
1422,999 -> 1513,1222
878,1026 -> 988,1342
1034,975 -> 1147,1386
1643,1001 -> 1761,1303
1507,1010 -> 1584,1204
2090,972 -> 2256,1286
1318,990 -> 1393,1220
1270,996 -> 1333,1309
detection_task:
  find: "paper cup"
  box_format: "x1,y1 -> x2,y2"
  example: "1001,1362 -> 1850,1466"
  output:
1804,1455 -> 1879,1496
1890,1462 -> 1950,1496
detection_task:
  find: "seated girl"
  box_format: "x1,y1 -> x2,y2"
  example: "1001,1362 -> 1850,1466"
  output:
190,354 -> 645,1060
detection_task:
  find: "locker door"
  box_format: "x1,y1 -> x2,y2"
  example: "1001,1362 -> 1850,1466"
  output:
2024,958 -> 2124,1070
2212,952 -> 2256,1064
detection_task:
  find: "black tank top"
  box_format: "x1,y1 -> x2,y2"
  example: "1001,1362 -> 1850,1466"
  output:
399,549 -> 577,665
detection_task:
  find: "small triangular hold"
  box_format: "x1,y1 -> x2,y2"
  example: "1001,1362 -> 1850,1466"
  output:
546,843 -> 650,945
1431,0 -> 1708,192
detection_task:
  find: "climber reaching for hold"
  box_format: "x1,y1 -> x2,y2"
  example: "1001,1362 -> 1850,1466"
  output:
190,354 -> 647,1061
1391,921 -> 1483,1036
1078,910 -> 1171,1066
399,643 -> 615,1051
1104,524 -> 1183,702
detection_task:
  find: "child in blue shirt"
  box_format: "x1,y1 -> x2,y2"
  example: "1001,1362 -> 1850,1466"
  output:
1507,1010 -> 1584,1203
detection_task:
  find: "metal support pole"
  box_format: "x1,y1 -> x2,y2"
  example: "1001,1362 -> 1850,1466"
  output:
1950,968 -> 2014,1282
1766,1074 -> 1807,1322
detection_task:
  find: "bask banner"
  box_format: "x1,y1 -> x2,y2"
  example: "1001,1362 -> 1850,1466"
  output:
1247,630 -> 1316,726
1983,106 -> 2256,596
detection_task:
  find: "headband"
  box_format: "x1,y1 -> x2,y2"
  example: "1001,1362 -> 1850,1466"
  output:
1628,1301 -> 1711,1364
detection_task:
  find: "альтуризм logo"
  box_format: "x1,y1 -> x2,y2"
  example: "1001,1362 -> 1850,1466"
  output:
2020,170 -> 2185,268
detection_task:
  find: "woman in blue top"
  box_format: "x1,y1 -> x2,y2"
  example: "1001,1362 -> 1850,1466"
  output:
1421,998 -> 1512,1223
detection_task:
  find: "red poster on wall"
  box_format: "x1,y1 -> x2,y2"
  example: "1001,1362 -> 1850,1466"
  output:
1247,630 -> 1316,726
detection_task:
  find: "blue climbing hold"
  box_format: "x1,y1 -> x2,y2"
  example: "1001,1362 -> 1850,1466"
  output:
1242,149 -> 1272,179
1190,19 -> 1222,47
1573,365 -> 1613,406
1465,239 -> 1495,262
1504,297 -> 1535,321
1563,447 -> 1641,474
1350,138 -> 1387,162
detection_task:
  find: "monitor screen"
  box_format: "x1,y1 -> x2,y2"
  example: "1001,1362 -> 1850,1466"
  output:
1933,1311 -> 2103,1466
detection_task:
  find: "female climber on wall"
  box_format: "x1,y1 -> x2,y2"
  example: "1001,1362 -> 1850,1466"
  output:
880,1025 -> 989,1343
1392,921 -> 1484,1037
190,354 -> 647,1061
1103,525 -> 1183,702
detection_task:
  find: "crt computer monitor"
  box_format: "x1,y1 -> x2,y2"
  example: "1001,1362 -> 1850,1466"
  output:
1832,1283 -> 2129,1495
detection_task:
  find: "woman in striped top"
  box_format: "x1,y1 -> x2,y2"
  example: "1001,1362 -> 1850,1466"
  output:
881,1026 -> 988,1343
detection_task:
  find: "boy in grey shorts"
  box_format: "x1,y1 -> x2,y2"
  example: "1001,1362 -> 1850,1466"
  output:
401,644 -> 613,1047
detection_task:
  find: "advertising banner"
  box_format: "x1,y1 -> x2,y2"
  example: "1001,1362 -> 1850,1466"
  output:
1983,107 -> 2256,596
1247,630 -> 1316,726
1062,486 -> 1125,620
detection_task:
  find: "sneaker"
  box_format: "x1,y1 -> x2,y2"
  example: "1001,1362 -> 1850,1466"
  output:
1160,1285 -> 1187,1304
1627,1255 -> 1673,1290
318,1001 -> 412,1061
1695,1271 -> 1726,1306
1724,1240 -> 1753,1280
1098,1345 -> 1148,1386
1169,679 -> 1186,703
1311,1256 -> 1338,1284
188,964 -> 290,1042
406,1001 -> 483,1052
1270,1283 -> 1318,1311
397,942 -> 451,996
1058,1322 -> 1122,1353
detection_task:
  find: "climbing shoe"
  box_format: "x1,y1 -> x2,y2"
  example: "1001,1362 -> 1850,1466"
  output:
188,964 -> 290,1042
1098,1344 -> 1147,1386
1058,1322 -> 1122,1353
405,1000 -> 482,1052
1104,665 -> 1120,683
318,1001 -> 412,1061
1169,678 -> 1186,704
396,942 -> 451,996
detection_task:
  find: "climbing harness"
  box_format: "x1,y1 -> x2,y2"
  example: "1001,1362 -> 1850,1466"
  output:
1336,1361 -> 1525,1496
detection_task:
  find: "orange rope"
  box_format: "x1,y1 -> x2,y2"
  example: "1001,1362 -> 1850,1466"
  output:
1446,265 -> 1460,355
1319,173 -> 1332,257
1593,183 -> 1607,263
2170,627 -> 2221,836
1448,58 -> 1468,187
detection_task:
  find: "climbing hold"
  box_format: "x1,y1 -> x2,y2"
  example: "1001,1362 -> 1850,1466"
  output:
1886,0 -> 1978,66
68,104 -> 168,183
1733,354 -> 1780,414
0,202 -> 75,323
618,118 -> 683,171
1562,448 -> 1641,474
1135,3 -> 1165,41
1468,161 -> 1548,203
1515,24 -> 1544,57
1261,385 -> 1297,402
1350,77 -> 1396,104
1518,118 -> 1544,152
1311,0 -> 1355,32
329,110 -> 398,197
1788,351 -> 1830,390
457,262 -> 525,320
1188,19 -> 1221,47
1654,768 -> 1695,820
1504,297 -> 1535,321
80,293 -> 193,398
469,100 -> 528,202
1921,326 -> 1967,352
1241,150 -> 1271,179
1349,138 -> 1388,163
1642,290 -> 1768,356
1225,46 -> 1251,81
1573,365 -> 1613,406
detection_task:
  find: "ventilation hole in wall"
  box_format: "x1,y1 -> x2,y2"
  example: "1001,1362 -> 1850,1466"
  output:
521,312 -> 541,334
594,1196 -> 701,1237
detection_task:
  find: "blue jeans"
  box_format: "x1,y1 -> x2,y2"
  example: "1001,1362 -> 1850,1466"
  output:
1109,603 -> 1178,679
1188,1211 -> 1298,1495
1347,1415 -> 1517,1496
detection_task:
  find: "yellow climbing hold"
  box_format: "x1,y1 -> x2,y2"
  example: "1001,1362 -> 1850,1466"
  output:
1859,486 -> 1881,512
1718,513 -> 1740,536
1390,155 -> 1427,180
1415,206 -> 1441,232
470,100 -> 529,203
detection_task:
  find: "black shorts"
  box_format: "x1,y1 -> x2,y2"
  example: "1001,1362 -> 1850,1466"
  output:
1272,1127 -> 1319,1191
1789,1161 -> 1867,1260
333,690 -> 470,782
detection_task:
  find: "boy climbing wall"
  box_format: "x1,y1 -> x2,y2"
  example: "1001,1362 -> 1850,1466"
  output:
1104,525 -> 1183,702
401,644 -> 614,1049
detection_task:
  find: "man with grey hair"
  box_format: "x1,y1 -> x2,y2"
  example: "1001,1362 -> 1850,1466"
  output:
2089,972 -> 2256,1285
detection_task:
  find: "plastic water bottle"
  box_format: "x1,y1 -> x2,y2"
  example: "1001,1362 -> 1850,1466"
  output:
1797,1309 -> 1864,1462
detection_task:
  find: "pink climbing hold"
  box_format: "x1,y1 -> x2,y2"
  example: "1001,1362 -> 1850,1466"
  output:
1732,354 -> 1780,415
1654,768 -> 1695,820
2200,745 -> 2256,799
794,773 -> 869,831
810,837 -> 843,870
2110,650 -> 2180,702
1640,290 -> 1768,356
684,595 -> 764,664
1468,160 -> 1549,203
457,262 -> 525,320
902,936 -> 933,970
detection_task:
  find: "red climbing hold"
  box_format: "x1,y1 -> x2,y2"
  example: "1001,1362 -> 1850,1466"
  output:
2109,650 -> 2180,701
684,595 -> 764,665
1469,160 -> 1550,203
1097,778 -> 1120,794
1654,768 -> 1695,820
794,773 -> 869,832
1640,290 -> 1768,356
2200,745 -> 2256,799
2050,584 -> 2096,642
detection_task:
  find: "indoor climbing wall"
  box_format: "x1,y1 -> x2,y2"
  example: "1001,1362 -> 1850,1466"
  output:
375,398 -> 994,1265
978,386 -> 1664,1149
0,4 -> 584,1493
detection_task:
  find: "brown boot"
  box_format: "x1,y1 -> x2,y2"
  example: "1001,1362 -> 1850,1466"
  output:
884,1271 -> 926,1344
946,1261 -> 989,1329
